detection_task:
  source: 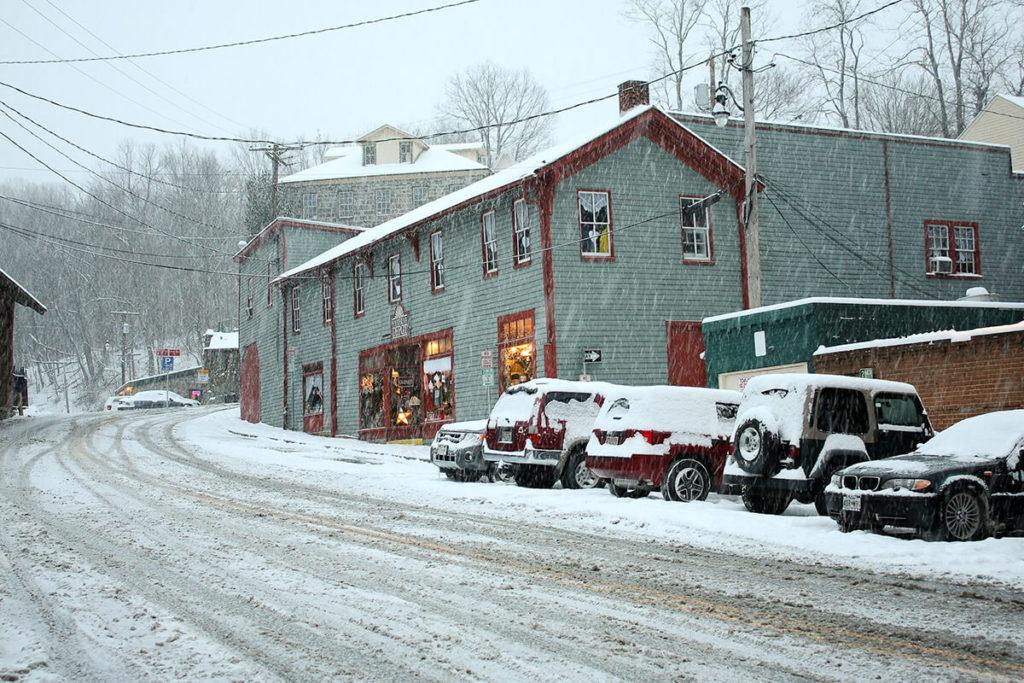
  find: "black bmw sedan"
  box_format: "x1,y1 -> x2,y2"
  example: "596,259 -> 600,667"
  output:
825,410 -> 1024,541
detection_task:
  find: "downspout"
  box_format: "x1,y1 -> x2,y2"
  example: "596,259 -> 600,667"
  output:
536,172 -> 558,377
282,282 -> 289,430
883,141 -> 896,298
330,269 -> 338,437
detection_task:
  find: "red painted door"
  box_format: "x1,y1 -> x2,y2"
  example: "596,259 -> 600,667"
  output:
240,343 -> 260,423
667,321 -> 707,386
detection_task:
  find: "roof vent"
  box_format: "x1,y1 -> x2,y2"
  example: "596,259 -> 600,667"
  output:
958,286 -> 999,301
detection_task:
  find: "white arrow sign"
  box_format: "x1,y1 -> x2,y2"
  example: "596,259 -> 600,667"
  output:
583,349 -> 602,364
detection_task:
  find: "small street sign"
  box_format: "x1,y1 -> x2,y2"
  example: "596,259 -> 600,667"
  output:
156,348 -> 180,357
480,350 -> 494,368
583,349 -> 602,364
197,369 -> 210,384
481,368 -> 495,386
160,356 -> 174,372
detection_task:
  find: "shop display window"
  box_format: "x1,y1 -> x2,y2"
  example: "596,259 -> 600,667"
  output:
359,370 -> 385,430
498,311 -> 535,390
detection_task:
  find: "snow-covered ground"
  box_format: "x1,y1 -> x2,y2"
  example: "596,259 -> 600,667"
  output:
186,409 -> 1024,590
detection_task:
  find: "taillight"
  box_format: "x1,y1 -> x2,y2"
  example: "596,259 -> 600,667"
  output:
637,430 -> 666,445
786,444 -> 800,461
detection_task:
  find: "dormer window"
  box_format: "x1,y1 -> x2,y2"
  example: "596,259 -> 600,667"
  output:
362,143 -> 376,166
400,141 -> 413,163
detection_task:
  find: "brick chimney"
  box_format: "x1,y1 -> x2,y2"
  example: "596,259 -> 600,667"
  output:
618,80 -> 650,114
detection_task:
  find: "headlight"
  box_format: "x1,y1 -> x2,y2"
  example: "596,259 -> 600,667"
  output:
879,478 -> 931,492
830,472 -> 843,488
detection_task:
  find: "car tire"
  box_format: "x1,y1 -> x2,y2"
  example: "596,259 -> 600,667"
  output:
514,464 -> 557,489
489,461 -> 517,484
609,483 -> 630,498
733,419 -> 782,476
661,457 -> 711,503
837,513 -> 857,533
931,484 -> 992,542
741,485 -> 791,515
813,463 -> 844,517
561,448 -> 599,489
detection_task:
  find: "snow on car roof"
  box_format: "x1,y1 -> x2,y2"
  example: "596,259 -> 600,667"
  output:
742,373 -> 917,398
438,419 -> 487,433
488,378 -> 621,424
918,410 -> 1024,459
593,385 -> 740,439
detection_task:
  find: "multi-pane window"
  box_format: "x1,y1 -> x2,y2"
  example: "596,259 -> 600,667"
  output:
513,198 -> 531,265
481,210 -> 498,275
578,190 -> 612,258
291,286 -> 301,333
926,220 -> 980,276
680,196 -> 712,261
376,189 -> 392,215
338,191 -> 354,220
321,272 -> 332,324
430,230 -> 445,291
353,262 -> 366,316
400,141 -> 413,163
301,193 -> 316,219
266,261 -> 274,307
363,143 -> 376,165
413,186 -> 429,207
388,254 -> 402,302
246,277 -> 254,318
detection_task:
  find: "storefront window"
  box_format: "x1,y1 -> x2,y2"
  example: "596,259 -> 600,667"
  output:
360,370 -> 385,429
303,372 -> 323,416
423,356 -> 453,422
498,310 -> 536,390
389,345 -> 422,426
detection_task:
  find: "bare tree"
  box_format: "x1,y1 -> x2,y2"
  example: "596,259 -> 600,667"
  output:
626,0 -> 710,110
801,0 -> 871,128
701,0 -> 771,90
438,61 -> 554,165
861,70 -> 944,135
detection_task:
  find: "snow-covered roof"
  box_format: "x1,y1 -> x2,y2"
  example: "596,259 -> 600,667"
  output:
234,216 -> 364,261
279,144 -> 488,184
205,331 -> 238,351
278,106 -> 745,283
997,93 -> 1024,110
814,320 -> 1024,356
0,265 -> 46,313
703,296 -> 1024,324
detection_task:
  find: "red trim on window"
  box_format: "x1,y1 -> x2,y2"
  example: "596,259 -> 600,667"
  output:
924,220 -> 982,278
387,253 -> 402,303
246,277 -> 254,319
481,209 -> 498,278
577,189 -> 615,262
291,286 -> 301,334
512,197 -> 532,269
497,310 -> 536,393
679,193 -> 716,265
429,229 -> 445,293
352,262 -> 365,319
321,270 -> 333,325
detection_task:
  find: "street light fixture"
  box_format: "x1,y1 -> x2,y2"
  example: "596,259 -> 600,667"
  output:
712,82 -> 743,127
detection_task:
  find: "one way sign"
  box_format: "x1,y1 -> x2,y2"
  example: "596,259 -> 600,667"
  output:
583,349 -> 602,364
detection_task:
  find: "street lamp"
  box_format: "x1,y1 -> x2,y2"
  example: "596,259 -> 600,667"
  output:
712,82 -> 743,127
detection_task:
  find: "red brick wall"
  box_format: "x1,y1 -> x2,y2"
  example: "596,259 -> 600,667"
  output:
815,330 -> 1024,430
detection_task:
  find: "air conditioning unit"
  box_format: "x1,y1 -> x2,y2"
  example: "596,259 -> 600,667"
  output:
930,256 -> 953,274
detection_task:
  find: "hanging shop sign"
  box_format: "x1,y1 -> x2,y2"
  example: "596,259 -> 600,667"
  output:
391,304 -> 411,341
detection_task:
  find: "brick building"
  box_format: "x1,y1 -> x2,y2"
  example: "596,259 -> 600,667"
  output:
814,321 -> 1024,430
277,125 -> 491,228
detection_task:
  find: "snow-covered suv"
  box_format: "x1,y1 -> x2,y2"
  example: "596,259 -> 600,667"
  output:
483,378 -> 617,489
723,374 -> 932,516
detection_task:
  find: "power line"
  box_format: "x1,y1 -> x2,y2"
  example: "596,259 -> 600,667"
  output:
758,0 -> 907,45
0,219 -> 231,259
0,0 -> 481,65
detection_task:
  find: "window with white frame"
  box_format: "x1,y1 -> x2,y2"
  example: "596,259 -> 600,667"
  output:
266,261 -> 274,307
301,193 -> 316,219
399,141 -> 413,163
291,286 -> 301,333
413,186 -> 429,207
338,191 -> 354,220
388,254 -> 402,302
321,272 -> 333,324
363,143 -> 376,165
430,230 -> 444,291
680,196 -> 712,261
578,190 -> 612,257
246,277 -> 253,318
376,189 -> 392,215
481,210 -> 498,275
353,262 -> 366,316
513,198 -> 531,265
926,220 -> 980,276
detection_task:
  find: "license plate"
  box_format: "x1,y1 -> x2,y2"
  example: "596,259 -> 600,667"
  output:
607,435 -> 619,445
498,428 -> 513,444
842,495 -> 861,512
436,445 -> 448,457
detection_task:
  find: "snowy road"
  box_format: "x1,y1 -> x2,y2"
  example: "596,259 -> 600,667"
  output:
2,408 -> 1024,681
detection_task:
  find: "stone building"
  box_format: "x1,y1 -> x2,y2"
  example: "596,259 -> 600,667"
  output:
277,125 -> 491,229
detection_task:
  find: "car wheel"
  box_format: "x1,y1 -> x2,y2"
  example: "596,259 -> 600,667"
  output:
741,485 -> 791,515
733,419 -> 782,476
490,461 -> 517,484
837,513 -> 857,533
514,464 -> 557,489
813,464 -> 844,517
661,458 -> 711,503
561,448 -> 599,489
609,483 -> 630,498
934,484 -> 992,542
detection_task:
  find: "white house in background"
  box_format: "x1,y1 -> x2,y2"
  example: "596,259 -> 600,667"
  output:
276,124 -> 491,228
959,94 -> 1024,173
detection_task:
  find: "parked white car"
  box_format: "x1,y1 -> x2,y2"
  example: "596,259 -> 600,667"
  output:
119,390 -> 200,410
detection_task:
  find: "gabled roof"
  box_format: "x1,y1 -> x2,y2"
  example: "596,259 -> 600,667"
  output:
277,105 -> 749,283
279,143 -> 489,183
234,216 -> 365,262
0,266 -> 46,314
356,124 -> 417,143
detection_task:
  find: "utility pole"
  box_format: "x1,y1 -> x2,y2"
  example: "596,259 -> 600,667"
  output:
250,143 -> 302,220
112,310 -> 139,386
741,6 -> 761,309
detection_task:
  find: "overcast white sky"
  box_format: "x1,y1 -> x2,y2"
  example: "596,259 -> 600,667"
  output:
0,0 -> 810,185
